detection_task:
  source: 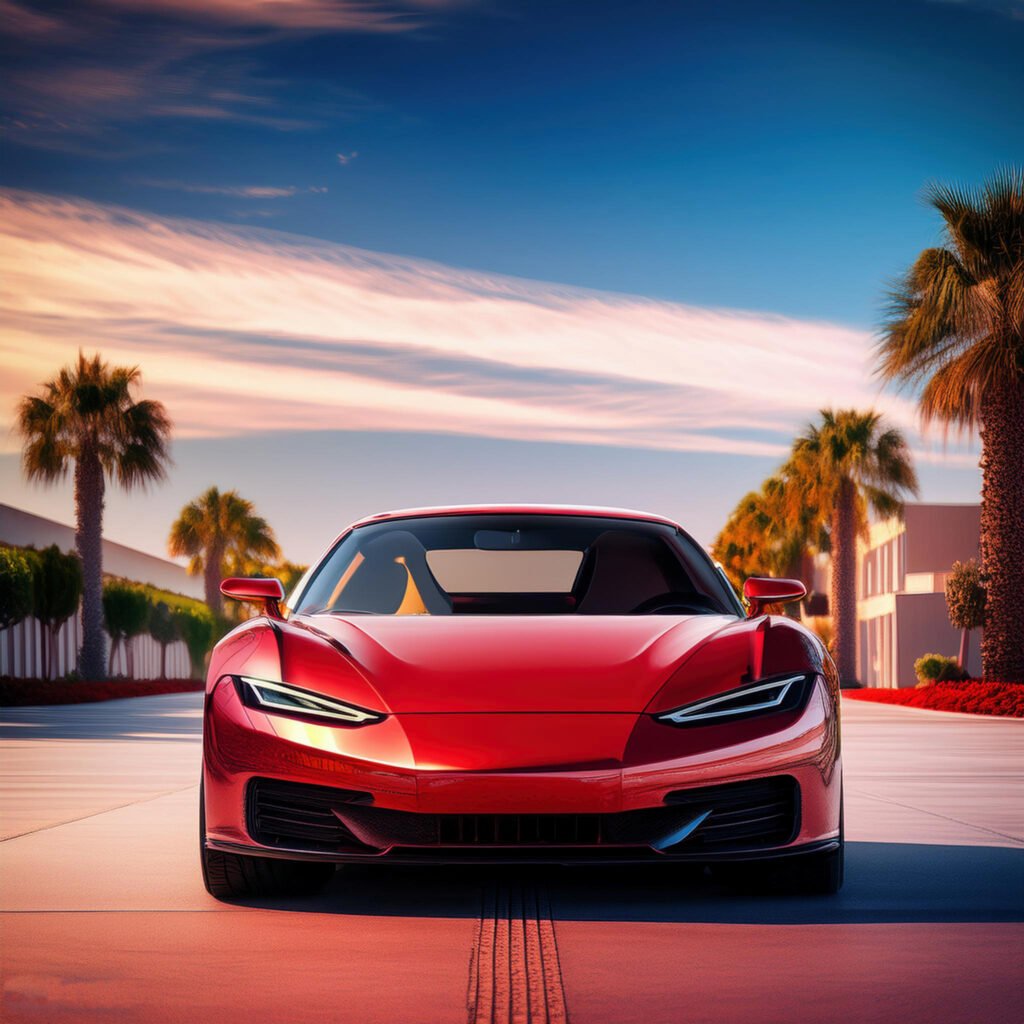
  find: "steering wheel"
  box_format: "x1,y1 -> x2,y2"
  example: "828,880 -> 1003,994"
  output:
630,593 -> 715,615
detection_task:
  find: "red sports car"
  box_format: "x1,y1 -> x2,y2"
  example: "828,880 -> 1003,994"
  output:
200,505 -> 842,898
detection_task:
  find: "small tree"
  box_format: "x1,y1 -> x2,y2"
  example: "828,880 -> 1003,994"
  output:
0,547 -> 34,631
31,546 -> 84,680
945,559 -> 986,672
102,582 -> 150,678
149,600 -> 179,679
171,604 -> 216,680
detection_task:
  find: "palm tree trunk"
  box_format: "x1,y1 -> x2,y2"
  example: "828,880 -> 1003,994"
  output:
958,628 -> 969,671
979,375 -> 1024,680
831,476 -> 858,685
205,541 -> 224,616
160,641 -> 167,680
75,448 -> 107,680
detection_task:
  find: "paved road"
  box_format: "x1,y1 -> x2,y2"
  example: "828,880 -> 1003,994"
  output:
1,693 -> 1022,1023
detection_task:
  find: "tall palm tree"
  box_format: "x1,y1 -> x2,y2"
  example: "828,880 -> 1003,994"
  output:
17,353 -> 172,680
877,167 -> 1024,680
788,409 -> 917,684
168,487 -> 280,615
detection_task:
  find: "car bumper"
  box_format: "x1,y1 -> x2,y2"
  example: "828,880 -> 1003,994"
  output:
202,676 -> 841,864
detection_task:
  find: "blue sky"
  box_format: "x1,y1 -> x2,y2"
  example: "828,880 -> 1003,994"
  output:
1,0 -> 1021,561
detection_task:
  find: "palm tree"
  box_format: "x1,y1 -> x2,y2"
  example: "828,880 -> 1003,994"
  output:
168,487 -> 280,615
17,353 -> 172,680
713,477 -> 815,590
788,409 -> 918,684
877,167 -> 1024,680
714,474 -> 828,621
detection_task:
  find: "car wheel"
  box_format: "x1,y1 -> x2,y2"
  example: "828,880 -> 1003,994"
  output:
716,783 -> 844,895
199,781 -> 336,899
781,840 -> 844,895
778,784 -> 845,895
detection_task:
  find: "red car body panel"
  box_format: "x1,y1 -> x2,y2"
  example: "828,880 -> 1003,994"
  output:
202,505 -> 842,865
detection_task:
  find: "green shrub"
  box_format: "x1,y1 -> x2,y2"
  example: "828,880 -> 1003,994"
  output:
0,547 -> 34,630
30,545 -> 83,680
148,600 -> 179,678
914,652 -> 965,687
102,581 -> 150,679
171,604 -> 216,679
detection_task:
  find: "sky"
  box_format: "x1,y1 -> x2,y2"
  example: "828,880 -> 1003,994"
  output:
2,0 -> 1022,563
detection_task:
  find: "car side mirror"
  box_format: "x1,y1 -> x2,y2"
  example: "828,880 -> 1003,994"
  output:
742,577 -> 807,618
220,577 -> 286,619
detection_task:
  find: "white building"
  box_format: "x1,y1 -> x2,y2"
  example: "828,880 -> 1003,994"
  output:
856,503 -> 982,687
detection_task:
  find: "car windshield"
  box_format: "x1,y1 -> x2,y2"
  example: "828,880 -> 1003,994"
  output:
291,514 -> 741,617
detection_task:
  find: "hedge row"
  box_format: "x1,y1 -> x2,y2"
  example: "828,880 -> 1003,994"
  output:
0,676 -> 204,707
846,681 -> 1024,717
102,579 -> 218,679
1,543 -> 221,681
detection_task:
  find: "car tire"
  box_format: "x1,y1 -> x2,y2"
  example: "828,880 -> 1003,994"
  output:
777,782 -> 845,895
783,839 -> 844,895
716,782 -> 844,895
200,781 -> 336,899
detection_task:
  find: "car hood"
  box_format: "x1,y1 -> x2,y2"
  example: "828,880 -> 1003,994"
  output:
296,613 -> 737,713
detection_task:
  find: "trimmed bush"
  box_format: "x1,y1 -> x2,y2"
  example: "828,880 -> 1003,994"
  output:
148,600 -> 179,679
914,652 -> 965,687
170,603 -> 216,679
30,545 -> 83,680
0,546 -> 34,630
102,581 -> 150,678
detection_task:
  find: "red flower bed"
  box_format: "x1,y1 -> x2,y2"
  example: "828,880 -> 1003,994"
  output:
846,680 -> 1024,718
0,677 -> 204,707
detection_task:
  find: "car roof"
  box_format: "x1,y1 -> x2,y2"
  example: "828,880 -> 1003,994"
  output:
346,504 -> 683,531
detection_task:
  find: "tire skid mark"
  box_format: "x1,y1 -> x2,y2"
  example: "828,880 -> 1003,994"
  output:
469,879 -> 568,1024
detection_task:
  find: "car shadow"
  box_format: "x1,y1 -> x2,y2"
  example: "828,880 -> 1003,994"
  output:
240,840 -> 1024,925
0,691 -> 203,742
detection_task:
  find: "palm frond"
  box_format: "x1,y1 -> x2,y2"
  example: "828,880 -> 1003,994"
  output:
877,167 -> 1024,432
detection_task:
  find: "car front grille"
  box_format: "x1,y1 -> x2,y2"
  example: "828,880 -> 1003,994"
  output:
246,775 -> 799,855
246,777 -> 373,851
664,775 -> 799,849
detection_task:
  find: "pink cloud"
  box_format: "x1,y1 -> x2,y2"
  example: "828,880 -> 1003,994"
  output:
95,0 -> 460,32
0,188 -> 979,471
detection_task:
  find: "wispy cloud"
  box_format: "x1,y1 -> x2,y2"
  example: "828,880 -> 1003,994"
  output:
337,150 -> 359,165
0,2 -> 440,151
136,179 -> 328,198
94,0 -> 467,32
0,189 -> 978,469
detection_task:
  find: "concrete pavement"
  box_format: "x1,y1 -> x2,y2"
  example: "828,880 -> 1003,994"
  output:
1,692 -> 1022,1023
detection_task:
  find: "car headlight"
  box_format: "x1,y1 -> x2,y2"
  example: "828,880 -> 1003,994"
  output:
236,676 -> 384,726
656,673 -> 814,726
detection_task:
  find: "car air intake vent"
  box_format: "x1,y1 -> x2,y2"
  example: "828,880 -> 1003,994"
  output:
246,775 -> 799,855
664,775 -> 799,849
247,777 -> 374,852
440,813 -> 602,845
